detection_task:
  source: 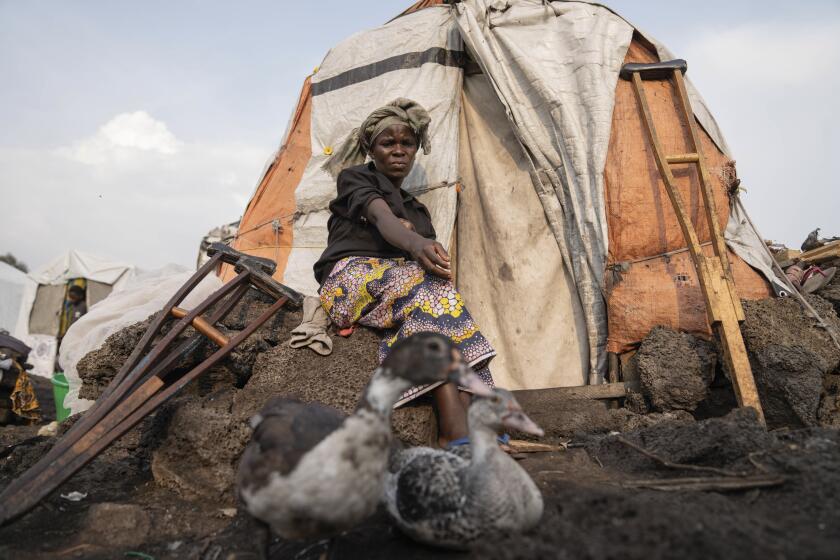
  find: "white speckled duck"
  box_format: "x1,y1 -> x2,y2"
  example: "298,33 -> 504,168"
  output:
236,332 -> 492,540
384,388 -> 544,549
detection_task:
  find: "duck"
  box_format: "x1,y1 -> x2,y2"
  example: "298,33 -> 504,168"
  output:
383,388 -> 544,550
236,332 -> 492,540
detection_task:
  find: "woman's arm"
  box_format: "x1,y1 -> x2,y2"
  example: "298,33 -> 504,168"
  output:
365,198 -> 451,279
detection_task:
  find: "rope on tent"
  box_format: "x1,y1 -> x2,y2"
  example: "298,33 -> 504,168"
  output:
733,195 -> 840,352
235,212 -> 296,238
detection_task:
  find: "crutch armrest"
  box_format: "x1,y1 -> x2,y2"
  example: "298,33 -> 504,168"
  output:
620,59 -> 687,81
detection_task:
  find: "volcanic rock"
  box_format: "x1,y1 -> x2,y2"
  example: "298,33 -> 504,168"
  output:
633,326 -> 714,412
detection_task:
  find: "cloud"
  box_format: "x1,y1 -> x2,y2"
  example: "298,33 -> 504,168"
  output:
680,18 -> 840,246
58,111 -> 183,165
0,112 -> 268,270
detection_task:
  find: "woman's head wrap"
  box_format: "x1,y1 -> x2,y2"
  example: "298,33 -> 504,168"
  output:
322,98 -> 431,178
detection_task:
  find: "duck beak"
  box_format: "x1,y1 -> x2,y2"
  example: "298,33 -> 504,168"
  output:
502,408 -> 544,437
448,362 -> 494,397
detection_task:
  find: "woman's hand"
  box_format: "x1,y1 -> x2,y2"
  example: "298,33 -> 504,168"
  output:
365,198 -> 451,279
408,237 -> 452,280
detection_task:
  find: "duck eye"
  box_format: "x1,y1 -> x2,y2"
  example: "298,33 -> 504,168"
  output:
491,396 -> 501,404
427,340 -> 444,353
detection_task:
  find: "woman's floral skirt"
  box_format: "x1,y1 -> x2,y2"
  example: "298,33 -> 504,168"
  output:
320,256 -> 495,406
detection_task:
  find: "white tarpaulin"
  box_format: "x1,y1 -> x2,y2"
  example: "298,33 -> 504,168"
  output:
0,261 -> 26,332
455,0 -> 633,382
458,72 -> 589,389
284,6 -> 464,295
58,265 -> 222,415
726,197 -> 788,296
26,250 -> 134,287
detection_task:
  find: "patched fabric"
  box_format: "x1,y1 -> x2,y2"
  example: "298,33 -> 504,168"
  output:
10,364 -> 40,423
320,256 -> 495,406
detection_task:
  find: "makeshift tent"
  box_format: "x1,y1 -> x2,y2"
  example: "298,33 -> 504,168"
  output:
14,250 -> 135,376
223,0 -> 775,390
0,262 -> 27,333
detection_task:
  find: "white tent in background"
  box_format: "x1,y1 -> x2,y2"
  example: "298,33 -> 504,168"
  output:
14,250 -> 135,377
0,261 -> 27,333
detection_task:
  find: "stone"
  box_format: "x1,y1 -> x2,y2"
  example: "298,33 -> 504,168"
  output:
151,389 -> 249,503
82,503 -> 151,548
634,327 -> 713,412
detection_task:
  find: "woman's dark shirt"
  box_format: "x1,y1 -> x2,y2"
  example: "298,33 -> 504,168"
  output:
313,162 -> 436,285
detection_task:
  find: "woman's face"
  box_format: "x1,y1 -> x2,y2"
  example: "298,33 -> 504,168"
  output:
369,124 -> 418,187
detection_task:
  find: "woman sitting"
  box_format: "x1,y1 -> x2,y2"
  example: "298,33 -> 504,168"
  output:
314,98 -> 496,448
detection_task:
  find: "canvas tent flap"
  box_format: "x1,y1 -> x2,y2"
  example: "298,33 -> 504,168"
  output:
0,262 -> 27,332
283,6 -> 464,295
455,0 -> 634,382
27,284 -> 65,336
223,78 -> 314,285
458,72 -> 588,389
605,38 -> 737,262
725,197 -> 788,295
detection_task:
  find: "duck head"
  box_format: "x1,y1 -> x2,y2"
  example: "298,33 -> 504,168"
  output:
380,332 -> 493,396
470,388 -> 544,437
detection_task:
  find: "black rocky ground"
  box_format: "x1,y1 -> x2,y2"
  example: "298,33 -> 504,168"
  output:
1,287 -> 840,559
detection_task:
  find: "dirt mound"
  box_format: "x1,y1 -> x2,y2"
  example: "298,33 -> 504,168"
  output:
742,296 -> 840,374
242,326 -> 437,447
819,374 -> 840,427
592,408 -> 770,472
471,410 -> 840,560
150,388 -> 250,503
146,293 -> 435,501
77,316 -> 155,400
815,258 -> 840,316
5,287 -> 840,559
741,296 -> 840,428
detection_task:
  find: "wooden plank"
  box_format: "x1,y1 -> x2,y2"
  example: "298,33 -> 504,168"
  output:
507,440 -> 568,454
800,240 -> 840,263
621,475 -> 785,492
666,153 -> 699,164
716,308 -> 765,423
513,381 -> 640,402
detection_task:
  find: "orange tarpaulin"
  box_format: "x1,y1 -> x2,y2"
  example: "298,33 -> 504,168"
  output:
221,79 -> 312,282
604,36 -> 770,352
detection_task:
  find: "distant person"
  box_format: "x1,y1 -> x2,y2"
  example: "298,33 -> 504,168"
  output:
58,284 -> 87,340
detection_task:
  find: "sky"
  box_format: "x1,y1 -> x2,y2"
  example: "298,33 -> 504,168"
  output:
1,0 -> 838,271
